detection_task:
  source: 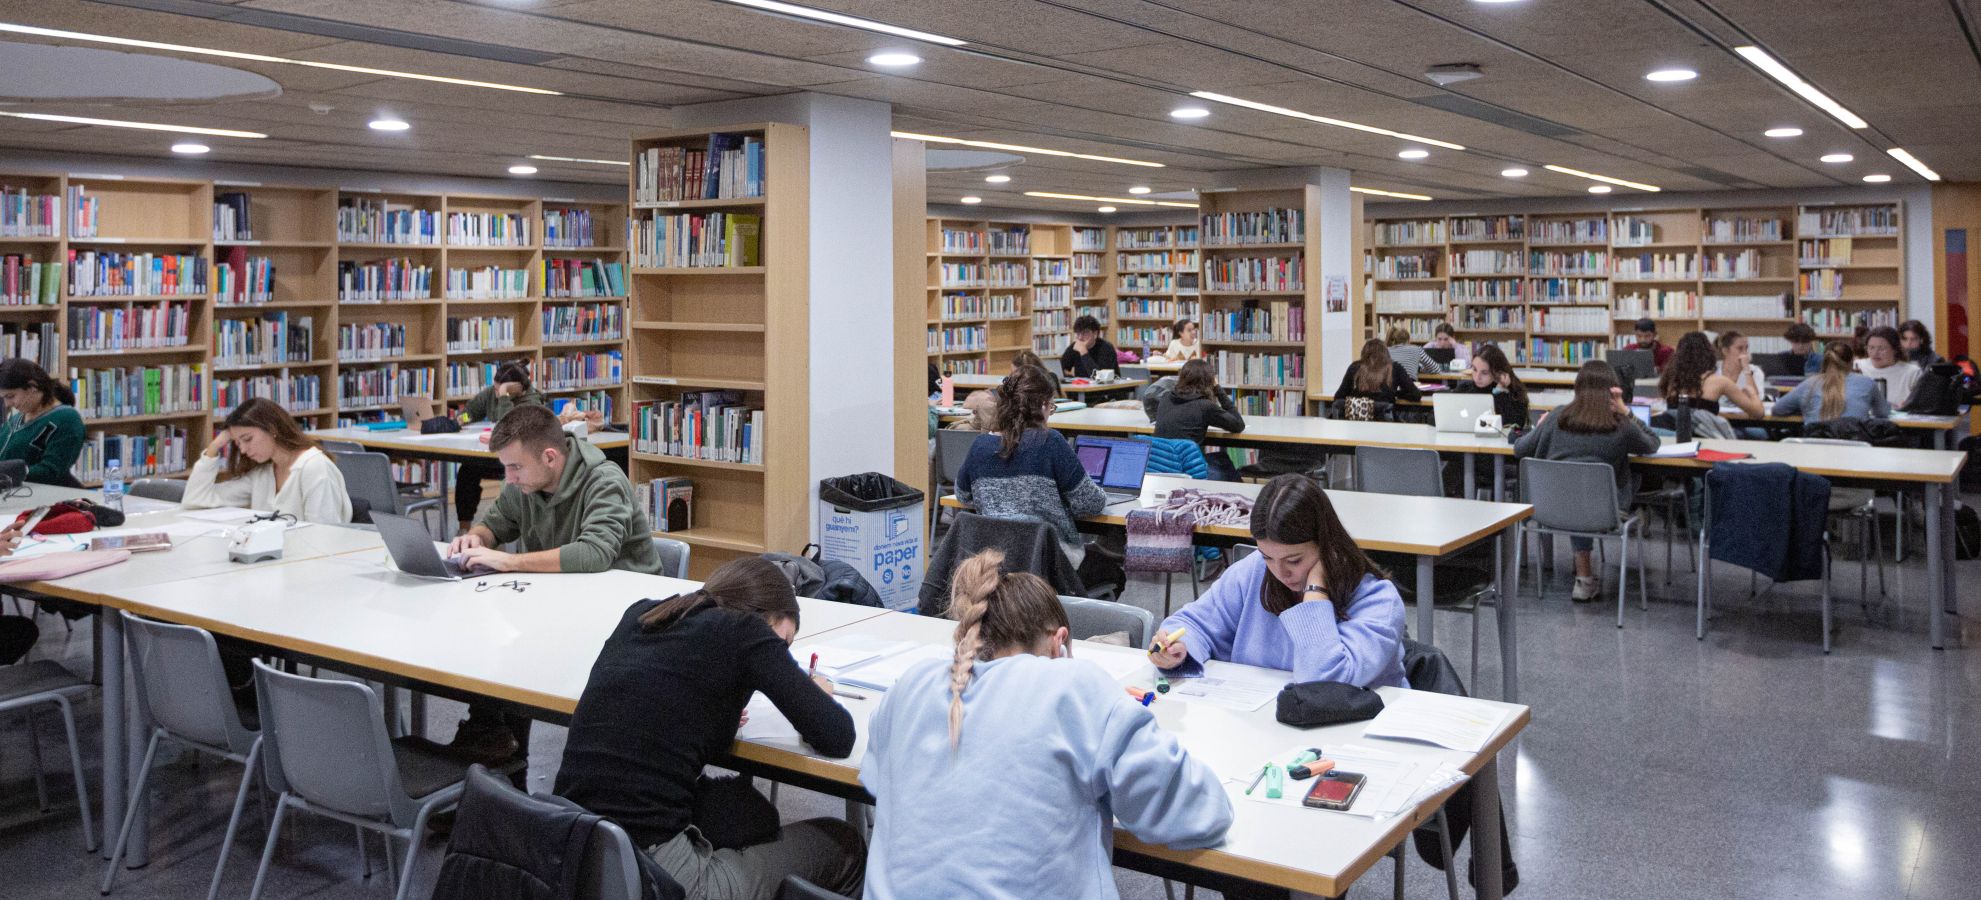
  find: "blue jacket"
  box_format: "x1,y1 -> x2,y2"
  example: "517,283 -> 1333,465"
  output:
1708,462 -> 1829,582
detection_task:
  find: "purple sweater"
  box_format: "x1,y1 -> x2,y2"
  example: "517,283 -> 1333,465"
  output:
1157,553 -> 1409,689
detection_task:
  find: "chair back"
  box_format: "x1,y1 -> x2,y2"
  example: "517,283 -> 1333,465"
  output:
1230,543 -> 1259,565
935,429 -> 980,489
122,612 -> 255,752
317,439 -> 366,455
651,537 -> 691,579
1353,446 -> 1443,497
252,659 -> 413,823
329,450 -> 403,520
1120,364 -> 1151,384
1040,357 -> 1064,378
583,818 -> 644,900
127,478 -> 186,503
1059,595 -> 1154,648
1519,458 -> 1623,533
777,876 -> 856,900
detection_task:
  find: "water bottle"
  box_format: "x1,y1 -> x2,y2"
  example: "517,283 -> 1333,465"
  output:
102,459 -> 124,512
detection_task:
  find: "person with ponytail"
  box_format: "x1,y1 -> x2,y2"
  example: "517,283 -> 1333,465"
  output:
0,358 -> 85,487
1772,341 -> 1890,423
955,364 -> 1106,549
1149,474 -> 1408,688
862,550 -> 1232,899
556,557 -> 864,899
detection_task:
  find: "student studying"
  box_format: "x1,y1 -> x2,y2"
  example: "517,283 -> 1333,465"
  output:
1331,339 -> 1423,420
954,365 -> 1106,550
1059,314 -> 1120,379
0,359 -> 86,488
1514,361 -> 1660,601
1385,324 -> 1443,377
452,361 -> 546,534
1161,317 -> 1204,361
1855,325 -> 1923,407
1658,331 -> 1764,437
1150,358 -> 1245,481
183,398 -> 353,525
1772,342 -> 1891,423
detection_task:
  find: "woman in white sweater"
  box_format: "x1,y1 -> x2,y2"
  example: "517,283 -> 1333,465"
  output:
185,398 -> 353,524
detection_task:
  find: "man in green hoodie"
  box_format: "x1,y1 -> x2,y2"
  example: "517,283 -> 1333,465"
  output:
445,404 -> 661,764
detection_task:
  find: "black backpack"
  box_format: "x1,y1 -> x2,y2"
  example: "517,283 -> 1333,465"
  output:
1901,363 -> 1964,416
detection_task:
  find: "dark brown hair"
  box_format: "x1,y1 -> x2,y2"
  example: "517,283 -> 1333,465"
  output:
1472,344 -> 1526,401
1170,318 -> 1195,341
1385,324 -> 1412,347
488,403 -> 565,453
1783,323 -> 1816,344
1010,350 -> 1043,371
1864,324 -> 1902,360
1249,474 -> 1381,620
1658,331 -> 1718,402
1897,319 -> 1931,349
1353,339 -> 1394,395
1072,314 -> 1101,336
943,550 -> 1070,748
994,365 -> 1056,460
494,361 -> 532,389
0,359 -> 76,407
219,397 -> 317,481
1713,329 -> 1747,359
1556,360 -> 1627,434
638,556 -> 799,632
1172,358 -> 1217,402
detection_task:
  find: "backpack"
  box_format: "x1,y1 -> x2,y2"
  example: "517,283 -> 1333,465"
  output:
1901,363 -> 1964,416
761,545 -> 885,608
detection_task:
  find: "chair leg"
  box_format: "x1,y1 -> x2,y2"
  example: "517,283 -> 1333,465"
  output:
1435,809 -> 1460,900
205,740 -> 262,900
50,697 -> 95,853
381,829 -> 396,885
28,706 -> 47,812
358,827 -> 372,879
1663,501 -> 1675,585
1393,843 -> 1405,900
244,795 -> 291,900
1637,524 -> 1648,611
101,728 -> 164,894
396,804 -> 445,900
1822,543 -> 1833,654
1616,534 -> 1628,629
1872,511 -> 1888,599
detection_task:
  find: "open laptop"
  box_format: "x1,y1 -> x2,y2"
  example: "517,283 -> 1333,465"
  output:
373,511 -> 496,580
1432,393 -> 1489,433
1424,346 -> 1457,369
400,395 -> 436,423
1073,435 -> 1151,501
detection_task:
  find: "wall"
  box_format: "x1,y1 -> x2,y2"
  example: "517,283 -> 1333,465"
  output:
1931,183 -> 1981,366
0,148 -> 619,202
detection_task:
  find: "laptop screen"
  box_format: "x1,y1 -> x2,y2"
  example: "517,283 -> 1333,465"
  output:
1076,436 -> 1150,490
1075,444 -> 1111,482
1631,405 -> 1653,428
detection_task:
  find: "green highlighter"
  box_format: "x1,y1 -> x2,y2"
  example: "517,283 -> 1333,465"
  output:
1264,764 -> 1285,799
1286,750 -> 1319,774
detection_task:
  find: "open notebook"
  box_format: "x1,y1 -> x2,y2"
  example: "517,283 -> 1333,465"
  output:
791,637 -> 953,692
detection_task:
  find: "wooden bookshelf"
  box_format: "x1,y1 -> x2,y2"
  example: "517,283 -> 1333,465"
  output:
926,219 -> 1125,376
627,123 -> 803,578
1113,224 -> 1199,357
1199,188 -> 1316,416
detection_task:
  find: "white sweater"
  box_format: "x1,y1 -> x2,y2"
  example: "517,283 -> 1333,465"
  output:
183,446 -> 353,524
1854,359 -> 1922,408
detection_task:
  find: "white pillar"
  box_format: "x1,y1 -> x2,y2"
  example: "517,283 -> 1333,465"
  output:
1311,169 -> 1357,391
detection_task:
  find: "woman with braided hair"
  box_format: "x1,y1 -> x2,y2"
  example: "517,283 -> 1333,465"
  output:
860,550 -> 1232,899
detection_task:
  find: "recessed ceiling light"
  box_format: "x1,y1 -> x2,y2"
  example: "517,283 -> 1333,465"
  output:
1819,153 -> 1853,163
1645,68 -> 1697,82
1128,186 -> 1151,194
1398,149 -> 1430,160
1764,127 -> 1803,138
1500,167 -> 1529,178
1097,206 -> 1117,213
1733,45 -> 1867,129
1588,185 -> 1613,193
0,22 -> 561,95
984,174 -> 1011,184
891,131 -> 1163,168
1190,91 -> 1466,150
1862,174 -> 1892,183
960,196 -> 982,204
1169,106 -> 1211,120
528,154 -> 629,166
508,165 -> 538,175
369,117 -> 410,132
1542,163 -> 1660,192
0,110 -> 265,139
1349,186 -> 1434,201
866,52 -> 922,67
1886,147 -> 1941,181
170,143 -> 210,155
712,1 -> 966,45
1024,191 -> 1198,208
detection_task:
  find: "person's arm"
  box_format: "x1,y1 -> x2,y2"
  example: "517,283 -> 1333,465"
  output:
1707,374 -> 1765,417
1512,416 -> 1549,459
1618,415 -> 1661,455
1208,392 -> 1246,434
1095,339 -> 1119,370
1151,559 -> 1251,676
27,412 -> 85,484
1770,381 -> 1808,418
295,454 -> 354,524
1277,577 -> 1406,686
475,486 -> 523,546
462,387 -> 493,423
1048,433 -> 1107,518
1495,391 -> 1530,429
181,448 -> 253,510
1088,672 -> 1233,849
740,618 -> 855,757
1393,364 -> 1422,401
1060,344 -> 1087,378
463,478 -> 637,573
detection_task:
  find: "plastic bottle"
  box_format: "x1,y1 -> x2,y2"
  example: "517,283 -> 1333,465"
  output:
102,458 -> 124,512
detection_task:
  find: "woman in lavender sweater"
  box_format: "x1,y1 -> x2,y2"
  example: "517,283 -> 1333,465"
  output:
1149,474 -> 1409,688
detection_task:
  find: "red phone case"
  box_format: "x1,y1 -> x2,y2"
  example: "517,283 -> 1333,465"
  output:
1302,771 -> 1364,811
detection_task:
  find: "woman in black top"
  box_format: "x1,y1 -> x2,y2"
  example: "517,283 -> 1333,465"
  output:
554,558 -> 864,899
1152,359 -> 1245,481
1446,344 -> 1529,428
1332,339 -> 1421,419
1059,314 -> 1119,379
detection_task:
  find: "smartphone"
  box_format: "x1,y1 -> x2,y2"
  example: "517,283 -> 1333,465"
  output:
89,533 -> 173,553
17,505 -> 52,535
1301,770 -> 1365,812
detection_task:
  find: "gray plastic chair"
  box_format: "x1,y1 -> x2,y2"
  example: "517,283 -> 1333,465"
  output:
329,450 -> 442,531
1519,458 -> 1646,627
127,477 -> 186,503
1352,446 -> 1444,497
1059,595 -> 1156,648
102,613 -> 263,899
651,536 -> 691,579
1230,543 -> 1258,565
1782,438 -> 1886,606
317,438 -> 366,455
0,660 -> 95,853
1120,364 -> 1151,384
931,429 -> 980,536
246,660 -> 484,900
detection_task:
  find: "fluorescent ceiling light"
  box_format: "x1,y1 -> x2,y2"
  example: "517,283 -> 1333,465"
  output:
0,22 -> 560,95
892,131 -> 1163,168
1169,107 -> 1211,120
1733,45 -> 1867,129
170,143 -> 209,155
1097,206 -> 1117,213
1500,168 -> 1529,177
1128,186 -> 1151,194
529,154 -> 628,166
508,165 -> 538,175
1189,91 -> 1466,151
1644,68 -> 1697,82
1023,191 -> 1198,208
1349,186 -> 1434,201
369,118 -> 410,132
984,174 -> 1011,184
1862,174 -> 1891,183
0,110 -> 265,139
1398,149 -> 1430,160
866,52 -> 922,67
1588,185 -> 1612,193
1764,127 -> 1803,138
1819,153 -> 1853,164
1543,163 -> 1660,192
712,0 -> 965,45
1885,147 -> 1940,181
960,196 -> 982,204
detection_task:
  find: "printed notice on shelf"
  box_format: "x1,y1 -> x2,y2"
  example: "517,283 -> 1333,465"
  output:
1361,692 -> 1512,752
1170,660 -> 1285,711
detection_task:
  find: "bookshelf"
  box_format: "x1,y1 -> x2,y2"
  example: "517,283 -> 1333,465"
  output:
926,218 -> 1123,375
927,217 -> 990,374
627,123 -> 802,578
214,183 -> 337,427
1361,200 -> 1905,367
1112,224 -> 1199,357
1199,188 -> 1317,416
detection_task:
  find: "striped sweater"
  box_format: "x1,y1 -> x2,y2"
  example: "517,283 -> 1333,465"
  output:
956,429 -> 1106,545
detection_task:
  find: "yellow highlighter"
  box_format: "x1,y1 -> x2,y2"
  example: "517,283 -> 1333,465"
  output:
1149,626 -> 1188,655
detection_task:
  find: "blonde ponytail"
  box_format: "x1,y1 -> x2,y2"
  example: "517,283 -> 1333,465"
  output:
945,550 -> 1003,749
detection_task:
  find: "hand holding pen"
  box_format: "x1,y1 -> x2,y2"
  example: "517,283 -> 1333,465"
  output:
1146,626 -> 1188,667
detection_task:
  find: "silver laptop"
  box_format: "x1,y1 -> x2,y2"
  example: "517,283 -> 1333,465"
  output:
1432,393 -> 1488,433
373,511 -> 495,580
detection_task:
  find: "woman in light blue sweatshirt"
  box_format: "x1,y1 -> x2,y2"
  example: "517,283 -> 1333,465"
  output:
1151,474 -> 1409,688
1771,341 -> 1891,423
862,550 -> 1233,900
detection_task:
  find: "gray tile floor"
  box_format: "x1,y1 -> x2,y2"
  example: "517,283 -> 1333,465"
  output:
2,502 -> 1977,899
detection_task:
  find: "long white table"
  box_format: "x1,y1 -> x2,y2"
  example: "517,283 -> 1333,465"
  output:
309,424 -> 631,524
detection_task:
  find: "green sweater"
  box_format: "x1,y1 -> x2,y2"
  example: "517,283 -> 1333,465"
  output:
480,434 -> 662,574
462,385 -> 547,425
0,404 -> 85,487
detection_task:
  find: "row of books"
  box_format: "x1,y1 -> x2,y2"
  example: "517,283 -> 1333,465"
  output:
1202,209 -> 1302,246
1450,278 -> 1523,303
68,186 -> 98,239
552,390 -> 616,422
68,251 -> 209,297
1799,269 -> 1846,299
68,303 -> 193,352
1117,297 -> 1179,319
1,323 -> 57,370
1613,252 -> 1697,280
986,261 -> 1028,288
1115,228 -> 1176,250
215,373 -> 321,415
938,262 -> 985,287
1373,220 -> 1442,246
634,392 -> 764,464
544,258 -> 626,298
1797,238 -> 1853,266
1119,273 -> 1196,294
217,251 -> 274,305
1116,251 -> 1194,273
1034,309 -> 1070,333
1033,285 -> 1069,309
1519,338 -> 1604,367
1701,250 -> 1768,280
1532,278 -> 1609,303
1802,307 -> 1896,334
339,258 -> 433,302
1529,250 -> 1607,276
987,226 -> 1029,256
635,133 -> 765,203
1376,316 -> 1439,342
1458,306 -> 1524,330
1212,351 -> 1303,388
1447,250 -> 1523,276
1205,255 -> 1301,293
337,364 -> 433,410
1231,389 -> 1302,417
1374,251 -> 1438,279
542,208 -> 609,249
338,322 -> 408,360
445,266 -> 529,300
1528,307 -> 1605,334
2,256 -> 59,305
542,303 -> 623,343
446,212 -> 530,247
213,192 -> 254,242
1702,217 -> 1784,243
539,350 -> 623,391
1372,289 -> 1444,314
631,211 -> 761,268
1701,294 -> 1789,319
1202,301 -> 1302,343
77,426 -> 188,483
445,360 -> 507,398
444,316 -> 518,352
939,228 -> 982,255
1613,289 -> 1700,320
69,363 -> 205,418
1072,228 -> 1106,252
1531,218 -> 1607,245
927,325 -> 984,353
1450,216 -> 1523,242
3,187 -> 60,238
1071,252 -> 1104,277
639,477 -> 695,534
1799,207 -> 1898,237
338,199 -> 438,245
1032,258 -> 1070,282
